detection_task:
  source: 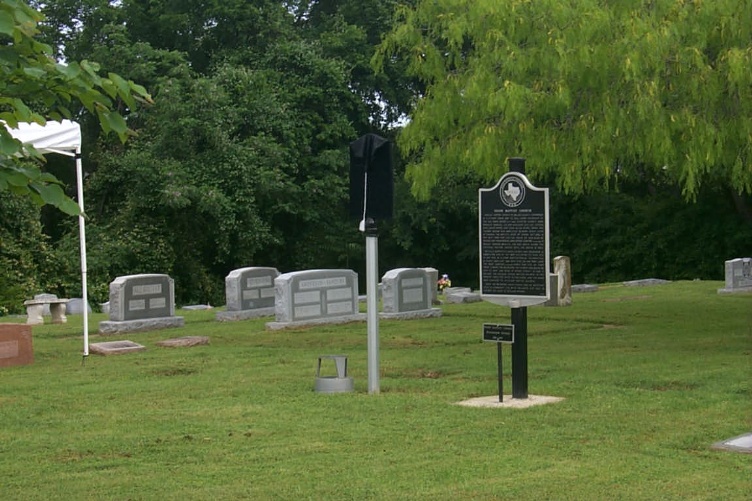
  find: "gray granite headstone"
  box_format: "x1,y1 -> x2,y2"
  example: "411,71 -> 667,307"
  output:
422,267 -> 439,304
108,274 -> 174,321
542,273 -> 559,307
381,268 -> 441,319
266,269 -> 365,330
66,298 -> 92,315
99,274 -> 184,334
216,267 -> 279,321
718,258 -> 752,294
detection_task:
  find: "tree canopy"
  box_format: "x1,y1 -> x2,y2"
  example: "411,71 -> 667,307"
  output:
0,0 -> 152,213
376,0 -> 752,200
1,0 -> 749,313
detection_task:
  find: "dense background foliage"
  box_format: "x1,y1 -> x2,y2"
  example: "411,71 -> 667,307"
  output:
0,0 -> 750,313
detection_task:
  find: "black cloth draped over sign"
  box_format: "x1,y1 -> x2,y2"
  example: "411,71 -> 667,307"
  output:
349,133 -> 393,221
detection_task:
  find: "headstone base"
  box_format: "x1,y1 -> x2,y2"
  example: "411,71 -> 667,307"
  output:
717,286 -> 752,295
99,316 -> 184,335
380,308 -> 442,320
215,307 -> 275,321
266,313 -> 366,331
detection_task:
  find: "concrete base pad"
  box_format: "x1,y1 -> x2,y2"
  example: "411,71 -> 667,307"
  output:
456,394 -> 564,409
717,287 -> 752,294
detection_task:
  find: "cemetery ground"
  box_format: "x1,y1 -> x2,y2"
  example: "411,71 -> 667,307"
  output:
1,281 -> 750,500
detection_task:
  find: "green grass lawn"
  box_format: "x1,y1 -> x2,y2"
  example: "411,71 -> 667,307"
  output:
1,281 -> 750,500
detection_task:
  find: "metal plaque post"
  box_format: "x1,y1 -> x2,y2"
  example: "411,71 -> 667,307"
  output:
365,218 -> 380,394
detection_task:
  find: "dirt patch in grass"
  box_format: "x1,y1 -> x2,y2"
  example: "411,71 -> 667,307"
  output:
150,366 -> 199,376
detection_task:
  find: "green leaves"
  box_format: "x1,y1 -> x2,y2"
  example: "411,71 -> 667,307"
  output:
0,160 -> 81,215
0,9 -> 14,35
378,0 -> 752,200
0,0 -> 153,213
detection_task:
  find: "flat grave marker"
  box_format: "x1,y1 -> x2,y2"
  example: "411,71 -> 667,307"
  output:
89,340 -> 146,356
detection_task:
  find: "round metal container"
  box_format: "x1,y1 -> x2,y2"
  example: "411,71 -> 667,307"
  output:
314,376 -> 354,393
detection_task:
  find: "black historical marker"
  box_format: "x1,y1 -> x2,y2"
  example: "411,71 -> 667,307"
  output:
479,158 -> 550,399
478,167 -> 550,306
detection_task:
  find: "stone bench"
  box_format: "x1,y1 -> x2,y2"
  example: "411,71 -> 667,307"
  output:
23,298 -> 69,325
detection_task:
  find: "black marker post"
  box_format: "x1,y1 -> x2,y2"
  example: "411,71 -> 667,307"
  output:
508,158 -> 529,398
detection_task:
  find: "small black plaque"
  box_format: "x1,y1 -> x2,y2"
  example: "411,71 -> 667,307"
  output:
483,324 -> 514,343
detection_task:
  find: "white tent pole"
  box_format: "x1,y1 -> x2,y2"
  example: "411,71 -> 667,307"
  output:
75,147 -> 89,357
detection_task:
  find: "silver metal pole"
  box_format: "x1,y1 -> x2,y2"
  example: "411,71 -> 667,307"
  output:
366,230 -> 380,394
75,150 -> 89,357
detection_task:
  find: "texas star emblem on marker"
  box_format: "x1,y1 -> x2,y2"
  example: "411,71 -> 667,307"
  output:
504,181 -> 521,201
500,176 -> 525,207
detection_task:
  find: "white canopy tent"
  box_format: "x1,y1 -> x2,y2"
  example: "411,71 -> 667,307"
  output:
8,120 -> 90,356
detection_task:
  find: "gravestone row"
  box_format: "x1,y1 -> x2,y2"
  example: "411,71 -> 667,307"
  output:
96,267 -> 449,334
91,253 -> 752,336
